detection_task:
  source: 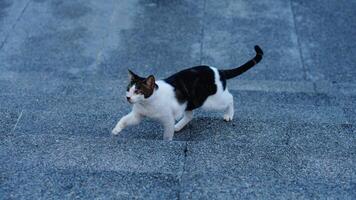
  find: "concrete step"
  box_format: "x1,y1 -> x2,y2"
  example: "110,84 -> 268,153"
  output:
7,108 -> 192,141
1,167 -> 179,199
180,175 -> 355,199
186,117 -> 354,148
4,108 -> 350,162
2,71 -> 356,98
0,72 -> 122,97
180,141 -> 356,199
1,134 -> 185,175
0,133 -> 184,198
1,82 -> 353,112
231,90 -> 339,107
0,109 -> 22,135
1,92 -> 352,131
0,0 -> 29,45
199,102 -> 347,124
6,99 -> 348,141
228,78 -> 356,96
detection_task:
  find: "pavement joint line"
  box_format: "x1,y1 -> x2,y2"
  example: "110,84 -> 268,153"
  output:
284,130 -> 291,145
11,109 -> 24,134
289,0 -> 309,82
199,0 -> 207,65
0,0 -> 31,51
312,82 -> 318,93
271,168 -> 282,177
177,142 -> 188,200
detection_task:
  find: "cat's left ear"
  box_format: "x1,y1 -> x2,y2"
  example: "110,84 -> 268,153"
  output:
145,75 -> 155,89
128,69 -> 139,81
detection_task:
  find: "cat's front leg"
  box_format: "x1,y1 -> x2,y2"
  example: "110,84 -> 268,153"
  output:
161,116 -> 175,141
112,111 -> 141,135
174,111 -> 193,132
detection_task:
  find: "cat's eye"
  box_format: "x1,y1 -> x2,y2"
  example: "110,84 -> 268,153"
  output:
134,90 -> 139,94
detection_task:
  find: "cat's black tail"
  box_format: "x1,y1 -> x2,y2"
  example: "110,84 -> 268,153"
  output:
219,45 -> 263,79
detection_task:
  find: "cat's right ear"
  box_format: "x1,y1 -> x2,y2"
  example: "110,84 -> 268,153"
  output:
128,69 -> 138,81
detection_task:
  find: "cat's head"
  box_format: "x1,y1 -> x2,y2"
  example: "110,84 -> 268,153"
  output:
125,69 -> 156,104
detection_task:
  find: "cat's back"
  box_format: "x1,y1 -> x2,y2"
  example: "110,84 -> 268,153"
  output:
164,65 -> 214,83
164,65 -> 218,110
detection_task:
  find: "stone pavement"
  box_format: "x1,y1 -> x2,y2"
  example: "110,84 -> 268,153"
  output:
1,0 -> 355,199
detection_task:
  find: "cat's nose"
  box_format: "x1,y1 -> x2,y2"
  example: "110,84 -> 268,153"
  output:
126,97 -> 131,101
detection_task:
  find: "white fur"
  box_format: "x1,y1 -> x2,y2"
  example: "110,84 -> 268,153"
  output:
125,84 -> 144,103
112,67 -> 234,140
202,67 -> 234,121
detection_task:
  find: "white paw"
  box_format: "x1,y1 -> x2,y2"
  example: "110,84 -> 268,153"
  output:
223,114 -> 233,122
174,125 -> 182,132
111,127 -> 123,135
163,136 -> 173,141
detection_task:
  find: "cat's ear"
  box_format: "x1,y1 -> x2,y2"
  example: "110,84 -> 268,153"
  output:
128,69 -> 138,80
145,75 -> 155,89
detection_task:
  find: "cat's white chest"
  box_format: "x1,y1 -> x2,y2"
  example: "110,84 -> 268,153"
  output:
134,80 -> 186,120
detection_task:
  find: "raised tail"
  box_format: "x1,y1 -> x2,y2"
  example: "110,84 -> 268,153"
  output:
219,45 -> 264,79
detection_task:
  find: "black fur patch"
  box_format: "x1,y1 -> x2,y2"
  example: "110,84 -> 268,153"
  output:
164,66 -> 218,111
219,45 -> 263,79
219,71 -> 227,90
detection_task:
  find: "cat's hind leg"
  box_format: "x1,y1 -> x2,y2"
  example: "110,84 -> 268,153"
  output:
223,90 -> 234,122
174,111 -> 193,132
202,89 -> 234,121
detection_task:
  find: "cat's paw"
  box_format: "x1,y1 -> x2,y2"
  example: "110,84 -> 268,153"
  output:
174,125 -> 182,132
223,114 -> 233,122
111,127 -> 123,135
163,136 -> 173,141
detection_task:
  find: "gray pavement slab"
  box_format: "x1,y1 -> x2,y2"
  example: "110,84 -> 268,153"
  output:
231,90 -> 339,107
181,142 -> 356,199
0,167 -> 179,200
186,117 -> 289,145
9,108 -> 192,141
287,123 -> 355,150
180,177 -> 355,200
315,81 -> 356,96
227,79 -> 315,93
0,0 -> 125,77
202,0 -> 304,81
344,108 -> 356,125
186,117 -> 354,150
0,72 -> 122,96
1,81 -> 351,112
0,109 -> 21,135
97,0 -> 205,78
291,0 -> 356,83
1,134 -> 185,174
234,103 -> 347,124
183,143 -> 298,180
0,0 -> 204,79
0,0 -> 29,47
0,133 -> 184,198
11,110 -> 116,137
7,100 -> 348,142
0,0 -> 355,199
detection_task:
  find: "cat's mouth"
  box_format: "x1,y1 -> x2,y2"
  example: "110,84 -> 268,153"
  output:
127,99 -> 135,104
126,97 -> 133,104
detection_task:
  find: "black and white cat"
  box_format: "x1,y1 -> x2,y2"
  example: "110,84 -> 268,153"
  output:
112,45 -> 263,140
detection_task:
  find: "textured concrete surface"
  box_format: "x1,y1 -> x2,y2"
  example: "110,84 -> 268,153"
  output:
1,0 -> 355,199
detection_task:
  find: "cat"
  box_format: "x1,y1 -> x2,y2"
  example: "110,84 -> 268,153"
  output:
112,45 -> 263,140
